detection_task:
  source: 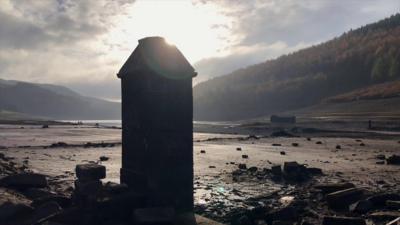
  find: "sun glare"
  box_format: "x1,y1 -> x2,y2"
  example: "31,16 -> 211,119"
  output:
106,1 -> 231,64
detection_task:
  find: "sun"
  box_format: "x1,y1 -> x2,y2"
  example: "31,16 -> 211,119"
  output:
105,0 -> 232,64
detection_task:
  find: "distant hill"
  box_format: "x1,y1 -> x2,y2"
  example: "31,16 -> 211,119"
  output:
194,14 -> 400,121
0,79 -> 120,120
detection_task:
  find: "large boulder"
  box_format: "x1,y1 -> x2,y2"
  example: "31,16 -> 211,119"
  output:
75,164 -> 106,181
0,173 -> 48,189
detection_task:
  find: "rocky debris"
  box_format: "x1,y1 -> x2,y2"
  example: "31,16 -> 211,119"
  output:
133,207 -> 175,225
326,188 -> 364,209
200,150 -> 206,154
314,183 -> 355,194
306,138 -> 311,141
349,200 -> 373,213
209,166 -> 216,169
315,141 -> 322,145
369,211 -> 400,221
242,155 -> 249,159
386,200 -> 400,209
99,156 -> 109,161
75,164 -> 106,180
280,151 -> 286,155
387,155 -> 400,165
322,216 -> 366,225
0,173 -> 48,189
335,145 -> 341,149
359,143 -> 365,146
291,143 -> 299,147
236,147 -> 242,151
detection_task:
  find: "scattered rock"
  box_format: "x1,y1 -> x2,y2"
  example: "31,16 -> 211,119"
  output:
1,173 -> 48,189
280,151 -> 286,155
306,138 -> 311,141
42,125 -> 49,129
316,141 -> 322,145
236,147 -> 242,151
291,143 -> 299,147
209,166 -> 216,169
200,150 -> 206,154
322,216 -> 366,225
335,145 -> 341,149
387,155 -> 400,165
75,164 -> 106,180
272,144 -> 282,146
326,188 -> 364,209
242,155 -> 249,159
359,143 -> 365,146
99,156 -> 109,161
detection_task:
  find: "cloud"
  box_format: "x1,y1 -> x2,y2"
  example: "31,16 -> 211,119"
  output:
193,0 -> 400,82
0,0 -> 398,100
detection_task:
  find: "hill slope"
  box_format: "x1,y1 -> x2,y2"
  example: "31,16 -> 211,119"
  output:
0,79 -> 120,120
194,14 -> 400,121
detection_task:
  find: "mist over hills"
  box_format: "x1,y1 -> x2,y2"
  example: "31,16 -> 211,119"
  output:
0,79 -> 120,120
194,14 -> 400,121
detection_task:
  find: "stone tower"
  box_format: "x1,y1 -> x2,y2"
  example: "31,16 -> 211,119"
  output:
118,36 -> 196,213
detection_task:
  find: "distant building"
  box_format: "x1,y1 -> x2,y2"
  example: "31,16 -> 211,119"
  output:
117,37 -> 197,213
270,115 -> 296,124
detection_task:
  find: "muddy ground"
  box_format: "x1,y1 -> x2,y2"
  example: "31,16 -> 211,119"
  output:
0,120 -> 400,224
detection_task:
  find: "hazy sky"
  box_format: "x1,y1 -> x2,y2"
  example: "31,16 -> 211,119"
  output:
0,0 -> 399,101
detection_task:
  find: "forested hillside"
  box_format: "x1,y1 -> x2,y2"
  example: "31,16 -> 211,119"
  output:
194,14 -> 400,121
0,79 -> 121,120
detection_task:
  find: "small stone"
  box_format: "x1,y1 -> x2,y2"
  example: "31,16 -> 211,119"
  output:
272,143 -> 282,146
291,143 -> 299,147
75,164 -> 106,180
315,141 -> 322,144
322,216 -> 366,225
248,167 -> 258,173
376,161 -> 385,165
376,154 -> 386,160
280,151 -> 286,155
99,156 -> 109,161
236,147 -> 242,151
359,143 -> 365,146
336,145 -> 341,149
242,155 -> 249,159
209,166 -> 216,169
238,164 -> 247,170
200,150 -> 206,154
306,137 -> 311,141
